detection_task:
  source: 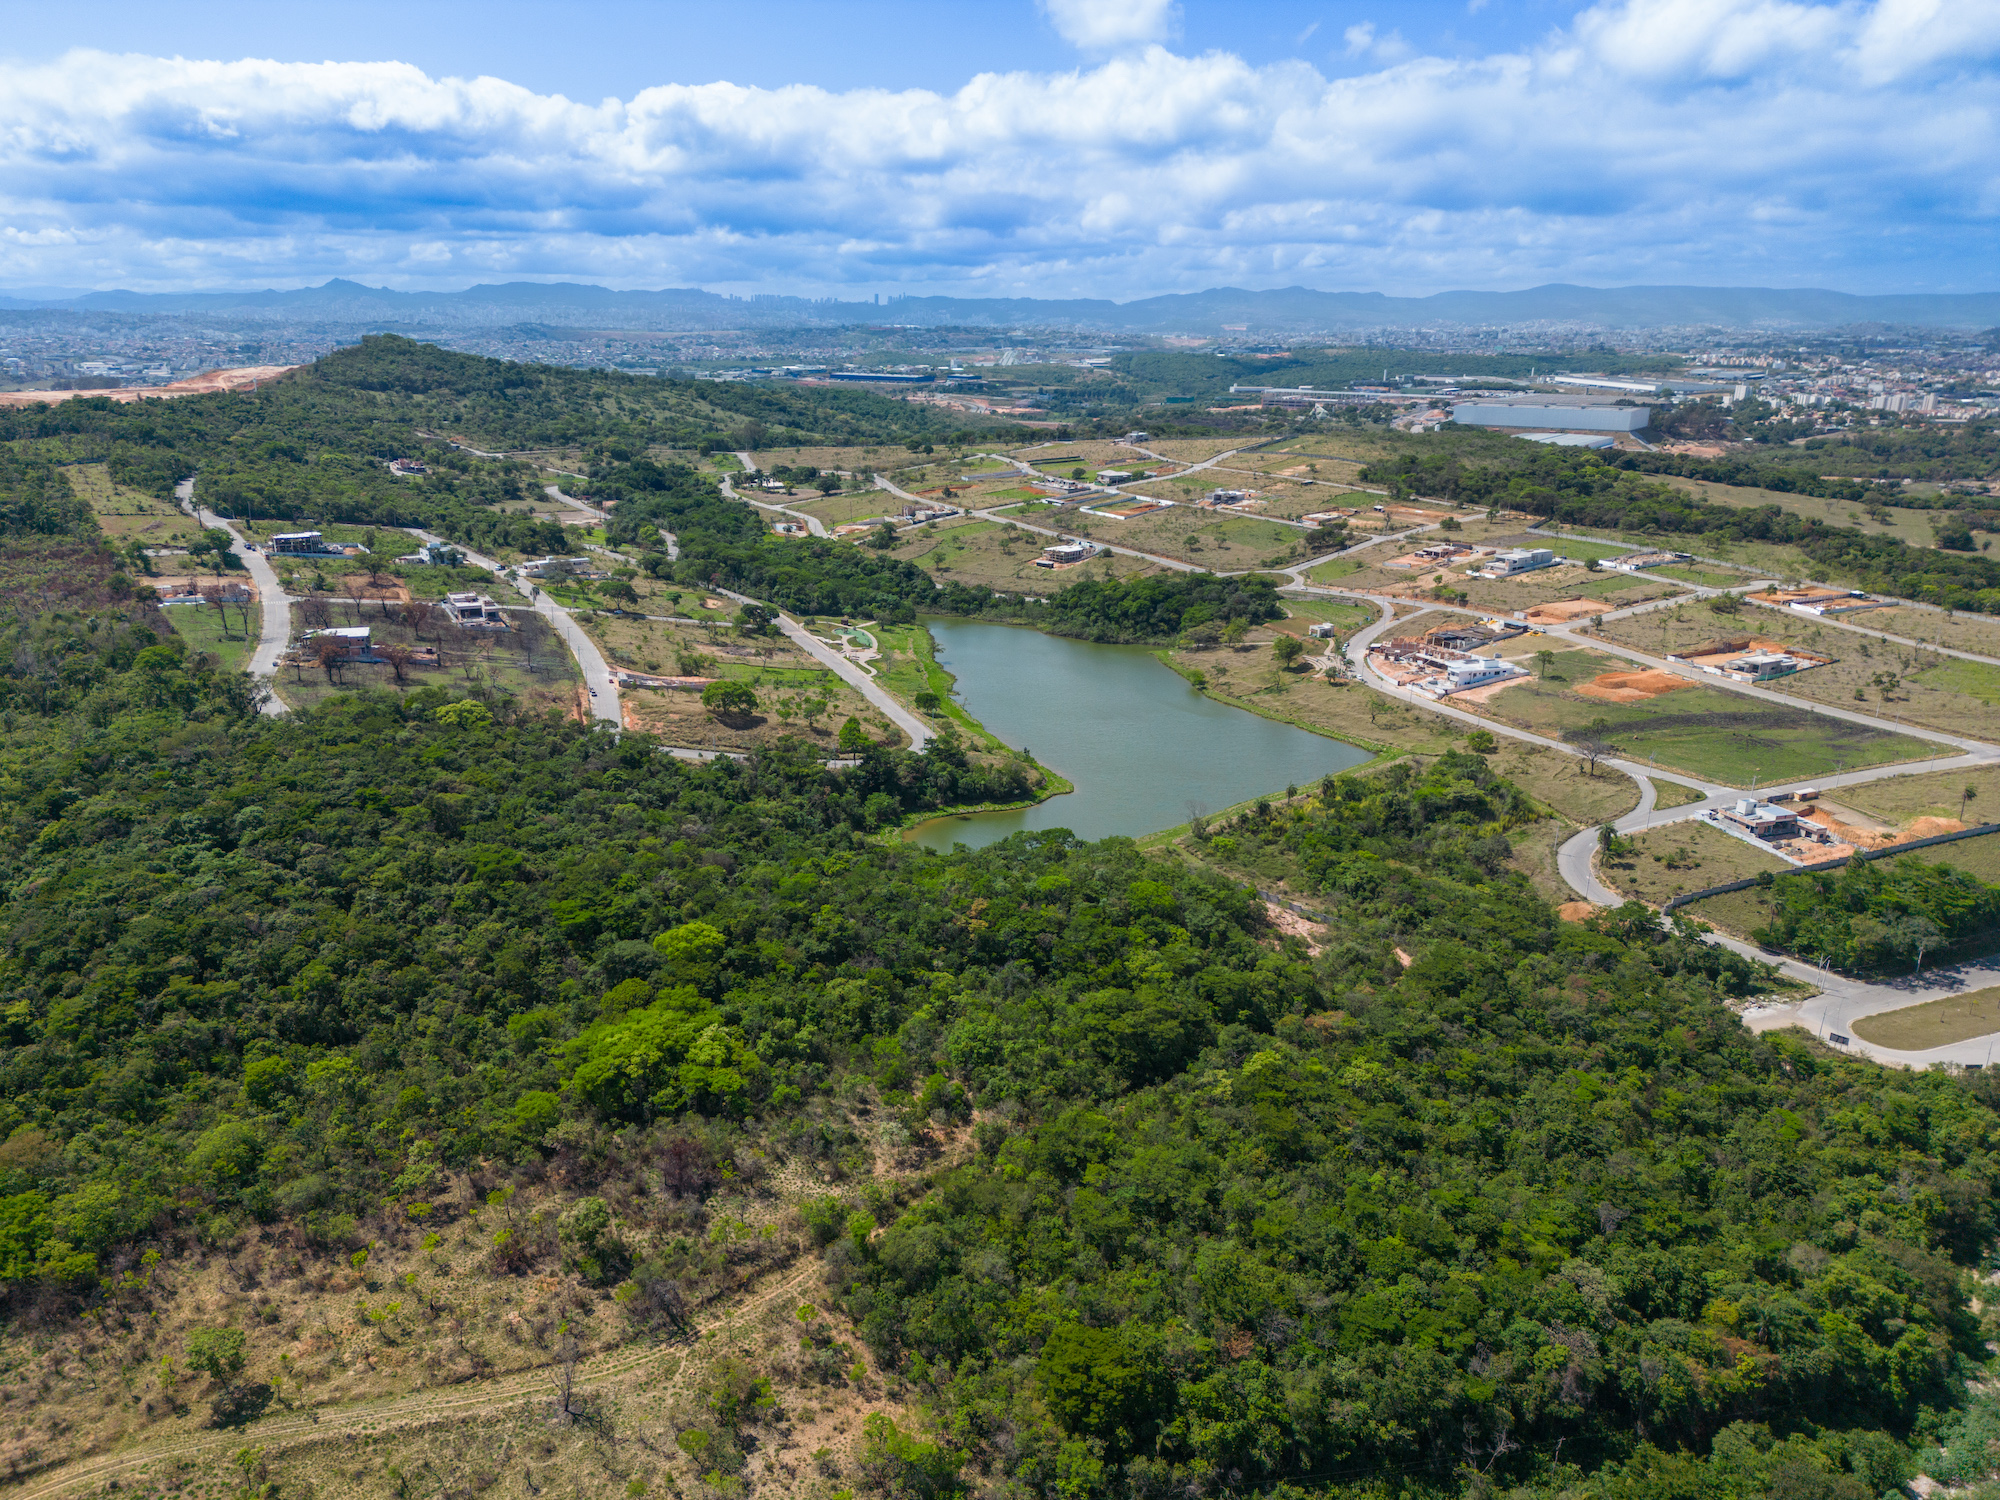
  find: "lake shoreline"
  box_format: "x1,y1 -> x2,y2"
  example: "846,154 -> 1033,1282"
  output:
902,619 -> 1372,850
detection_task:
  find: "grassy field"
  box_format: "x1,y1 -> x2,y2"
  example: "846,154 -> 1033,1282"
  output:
1598,820 -> 1788,908
1595,602 -> 2000,744
70,463 -> 203,544
1838,765 -> 2000,826
1653,473 -> 1948,551
1653,778 -> 1710,809
885,519 -> 1163,594
584,614 -> 907,752
790,491 -> 904,527
1834,606 -> 2000,659
1653,562 -> 1753,589
1550,521 -> 1816,583
162,600 -> 262,676
272,605 -> 582,716
1475,645 -> 1934,785
1279,597 -> 1378,645
1050,505 -> 1309,567
1853,986 -> 2000,1050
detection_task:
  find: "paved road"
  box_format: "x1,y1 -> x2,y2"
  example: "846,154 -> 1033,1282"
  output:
709,586 -> 934,748
1743,594 -> 2000,668
970,503 -> 1204,572
720,468 -> 828,536
543,482 -> 608,521
176,477 -> 292,715
405,529 -> 621,726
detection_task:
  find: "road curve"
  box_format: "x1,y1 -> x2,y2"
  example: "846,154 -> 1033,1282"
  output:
176,477 -> 292,715
709,586 -> 935,749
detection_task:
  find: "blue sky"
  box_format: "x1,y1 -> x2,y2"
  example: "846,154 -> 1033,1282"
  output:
2,0 -> 1996,300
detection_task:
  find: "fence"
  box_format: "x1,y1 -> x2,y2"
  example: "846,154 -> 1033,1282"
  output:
1660,820 -> 2000,913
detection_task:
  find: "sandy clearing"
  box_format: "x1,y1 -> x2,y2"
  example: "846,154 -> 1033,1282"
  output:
0,365 -> 296,408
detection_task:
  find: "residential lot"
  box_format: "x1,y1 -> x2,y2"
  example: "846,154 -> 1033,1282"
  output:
71,463 -> 203,543
885,517 -> 1165,593
1601,603 -> 2000,741
1467,644 -> 1934,785
1598,819 -> 1789,909
272,603 -> 582,716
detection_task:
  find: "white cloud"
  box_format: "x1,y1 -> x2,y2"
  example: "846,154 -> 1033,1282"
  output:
1040,0 -> 1179,49
1343,22 -> 1377,56
0,0 -> 1994,297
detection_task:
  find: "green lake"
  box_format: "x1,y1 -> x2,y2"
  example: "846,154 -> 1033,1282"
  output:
903,620 -> 1372,850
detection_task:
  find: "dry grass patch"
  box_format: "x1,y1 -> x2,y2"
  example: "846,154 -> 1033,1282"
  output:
1597,820 -> 1788,909
1852,985 -> 2000,1050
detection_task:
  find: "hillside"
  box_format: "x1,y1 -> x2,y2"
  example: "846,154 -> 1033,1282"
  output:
3,337 -> 2000,1500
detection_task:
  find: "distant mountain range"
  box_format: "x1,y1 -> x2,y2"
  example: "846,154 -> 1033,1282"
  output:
2,278 -> 1996,333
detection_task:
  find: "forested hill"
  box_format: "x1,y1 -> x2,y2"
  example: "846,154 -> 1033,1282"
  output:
4,338 -> 2000,1499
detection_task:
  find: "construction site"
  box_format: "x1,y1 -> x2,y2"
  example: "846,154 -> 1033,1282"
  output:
1665,634 -> 1833,683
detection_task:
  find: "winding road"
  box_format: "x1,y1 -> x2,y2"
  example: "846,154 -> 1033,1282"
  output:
175,477 -> 292,716
405,530 -> 622,726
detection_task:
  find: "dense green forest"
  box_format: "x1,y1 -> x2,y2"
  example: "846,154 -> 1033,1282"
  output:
1749,854 -> 2000,975
1366,447 -> 2000,612
5,340 -> 2000,1499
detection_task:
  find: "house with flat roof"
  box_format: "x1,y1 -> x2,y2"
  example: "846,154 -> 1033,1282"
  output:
271,531 -> 343,555
1475,547 -> 1556,578
1719,798 -> 1799,840
1037,540 -> 1098,567
443,592 -> 509,628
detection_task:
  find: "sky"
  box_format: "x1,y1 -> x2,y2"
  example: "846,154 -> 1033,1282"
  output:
2,0 -> 1997,302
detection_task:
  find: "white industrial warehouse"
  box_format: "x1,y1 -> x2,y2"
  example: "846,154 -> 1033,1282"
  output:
1451,402 -> 1653,433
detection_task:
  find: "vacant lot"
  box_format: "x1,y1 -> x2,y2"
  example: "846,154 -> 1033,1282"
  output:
70,462 -> 202,543
273,604 -> 582,716
1853,985 -> 2000,1050
1839,765 -> 2000,826
1598,819 -> 1788,908
887,518 -> 1164,593
162,599 -> 262,676
1653,472 -> 1947,551
623,669 -> 904,751
1652,562 -> 1753,588
744,444 -> 879,473
1279,597 -> 1379,645
1051,505 -> 1310,567
789,490 -> 904,527
1834,606 -> 2000,659
1475,645 -> 1933,785
1603,605 -> 2000,742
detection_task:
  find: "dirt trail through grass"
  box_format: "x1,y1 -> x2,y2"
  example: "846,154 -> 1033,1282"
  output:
14,1254 -> 825,1500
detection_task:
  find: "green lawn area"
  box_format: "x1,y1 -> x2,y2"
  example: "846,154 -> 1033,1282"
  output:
163,601 -> 262,676
1281,598 -> 1376,631
1853,985 -> 2000,1050
1653,564 -> 1750,589
1545,537 -> 1640,563
1916,656 -> 2000,706
874,622 -> 1006,748
1483,647 -> 1934,786
1307,557 -> 1366,582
